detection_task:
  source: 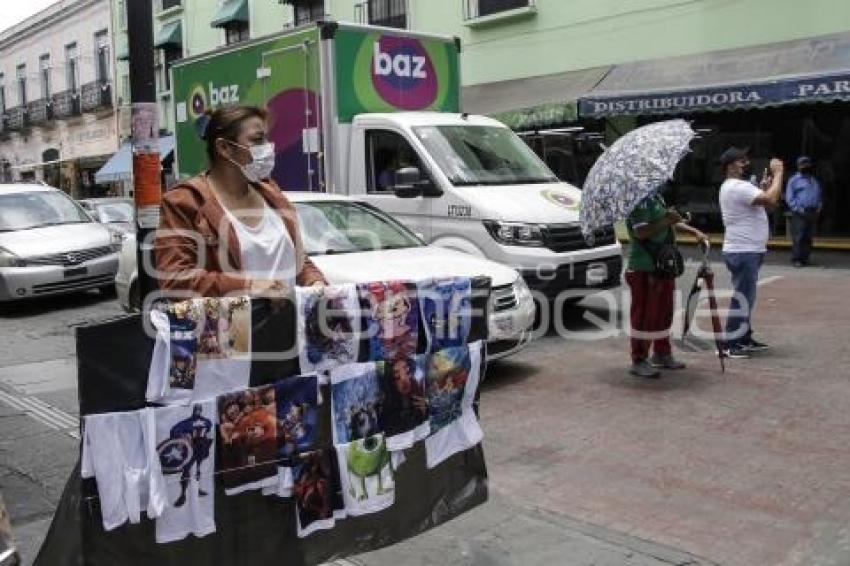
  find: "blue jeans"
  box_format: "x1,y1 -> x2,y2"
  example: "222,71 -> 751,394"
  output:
723,252 -> 765,348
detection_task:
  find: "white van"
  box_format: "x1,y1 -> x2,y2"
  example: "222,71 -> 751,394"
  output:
349,112 -> 622,303
170,23 -> 622,304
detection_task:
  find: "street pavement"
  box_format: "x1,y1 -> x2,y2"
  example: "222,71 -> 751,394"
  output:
2,252 -> 850,565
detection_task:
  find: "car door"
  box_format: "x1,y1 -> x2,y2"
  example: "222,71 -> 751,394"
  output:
357,128 -> 432,241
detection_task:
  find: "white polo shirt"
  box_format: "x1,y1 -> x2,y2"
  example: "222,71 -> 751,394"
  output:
719,178 -> 769,253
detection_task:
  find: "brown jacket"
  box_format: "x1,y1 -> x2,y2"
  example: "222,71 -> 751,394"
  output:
154,173 -> 326,296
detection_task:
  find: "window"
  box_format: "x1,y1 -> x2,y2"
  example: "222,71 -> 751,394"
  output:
160,0 -> 182,11
465,0 -> 531,19
295,201 -> 422,255
367,0 -> 407,29
65,43 -> 79,93
413,125 -> 557,186
293,0 -> 325,26
95,30 -> 110,83
365,129 -> 427,193
0,73 -> 5,114
39,54 -> 51,99
16,65 -> 27,106
225,21 -> 250,45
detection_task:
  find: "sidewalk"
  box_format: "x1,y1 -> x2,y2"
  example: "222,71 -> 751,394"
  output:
348,493 -> 711,566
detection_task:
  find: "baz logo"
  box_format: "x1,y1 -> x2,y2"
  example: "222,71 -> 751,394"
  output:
209,82 -> 240,106
374,42 -> 427,79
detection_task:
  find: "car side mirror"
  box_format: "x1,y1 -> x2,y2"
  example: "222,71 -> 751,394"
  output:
393,167 -> 443,199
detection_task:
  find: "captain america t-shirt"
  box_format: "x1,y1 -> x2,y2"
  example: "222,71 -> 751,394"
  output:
154,401 -> 216,544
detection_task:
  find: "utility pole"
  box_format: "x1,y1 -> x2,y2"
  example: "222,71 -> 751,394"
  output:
126,0 -> 160,307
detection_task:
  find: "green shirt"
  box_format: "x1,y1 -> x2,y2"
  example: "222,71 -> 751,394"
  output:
627,194 -> 675,272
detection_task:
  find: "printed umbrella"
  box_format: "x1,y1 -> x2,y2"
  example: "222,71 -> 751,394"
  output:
580,119 -> 696,242
682,240 -> 726,372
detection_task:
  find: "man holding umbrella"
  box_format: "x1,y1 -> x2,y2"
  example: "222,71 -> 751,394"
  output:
718,148 -> 784,358
626,193 -> 708,378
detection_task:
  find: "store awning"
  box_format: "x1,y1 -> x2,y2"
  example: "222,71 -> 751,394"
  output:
153,21 -> 182,49
94,136 -> 175,184
462,66 -> 611,130
211,0 -> 249,28
579,31 -> 850,118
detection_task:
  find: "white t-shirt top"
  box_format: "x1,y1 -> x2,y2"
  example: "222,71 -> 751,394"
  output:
226,203 -> 296,289
719,178 -> 769,253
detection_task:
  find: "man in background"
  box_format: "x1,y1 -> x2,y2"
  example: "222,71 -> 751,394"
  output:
785,156 -> 822,267
718,147 -> 784,359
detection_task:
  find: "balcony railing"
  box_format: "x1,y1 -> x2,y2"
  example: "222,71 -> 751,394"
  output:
6,106 -> 29,131
52,90 -> 81,119
80,81 -> 113,113
27,98 -> 54,126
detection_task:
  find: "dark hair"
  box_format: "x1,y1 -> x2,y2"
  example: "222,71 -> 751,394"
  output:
200,105 -> 269,163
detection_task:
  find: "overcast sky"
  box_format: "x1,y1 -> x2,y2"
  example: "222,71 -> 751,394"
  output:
0,0 -> 62,35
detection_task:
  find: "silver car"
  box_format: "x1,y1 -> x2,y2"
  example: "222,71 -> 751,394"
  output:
78,197 -> 136,235
0,184 -> 120,302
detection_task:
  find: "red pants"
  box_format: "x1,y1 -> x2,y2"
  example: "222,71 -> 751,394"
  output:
625,270 -> 674,363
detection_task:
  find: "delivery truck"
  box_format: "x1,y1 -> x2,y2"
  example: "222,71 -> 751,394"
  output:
171,21 -> 622,303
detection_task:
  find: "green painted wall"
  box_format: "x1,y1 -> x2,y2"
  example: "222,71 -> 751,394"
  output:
112,0 -> 850,133
327,0 -> 850,86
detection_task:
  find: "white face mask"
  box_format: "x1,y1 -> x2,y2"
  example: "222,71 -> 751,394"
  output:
225,140 -> 276,183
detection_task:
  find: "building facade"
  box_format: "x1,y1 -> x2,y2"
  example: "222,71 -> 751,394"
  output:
0,0 -> 117,198
108,0 -> 850,237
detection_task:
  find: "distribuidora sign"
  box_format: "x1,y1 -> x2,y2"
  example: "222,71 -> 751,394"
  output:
579,72 -> 850,117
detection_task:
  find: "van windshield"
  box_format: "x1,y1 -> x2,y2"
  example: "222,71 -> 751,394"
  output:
413,125 -> 558,186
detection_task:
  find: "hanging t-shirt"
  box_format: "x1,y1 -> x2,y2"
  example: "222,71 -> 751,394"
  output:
296,284 -> 360,373
81,408 -> 168,531
335,433 -> 395,517
154,402 -> 216,544
378,355 -> 430,451
425,341 -> 484,469
147,297 -> 252,405
217,384 -> 279,495
292,449 -> 346,538
262,373 -> 322,499
359,281 -> 419,362
330,362 -> 386,446
418,277 -> 472,352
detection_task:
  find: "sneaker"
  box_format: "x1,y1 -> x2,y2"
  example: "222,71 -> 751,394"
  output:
650,353 -> 686,369
743,338 -> 770,352
630,359 -> 661,378
721,346 -> 751,359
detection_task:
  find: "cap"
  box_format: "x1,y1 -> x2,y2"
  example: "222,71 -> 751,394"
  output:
719,146 -> 749,166
797,156 -> 812,166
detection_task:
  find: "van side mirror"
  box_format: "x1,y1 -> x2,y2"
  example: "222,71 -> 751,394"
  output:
393,167 -> 443,199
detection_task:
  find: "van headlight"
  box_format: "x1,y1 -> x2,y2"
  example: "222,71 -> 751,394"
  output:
0,247 -> 24,268
483,221 -> 544,246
